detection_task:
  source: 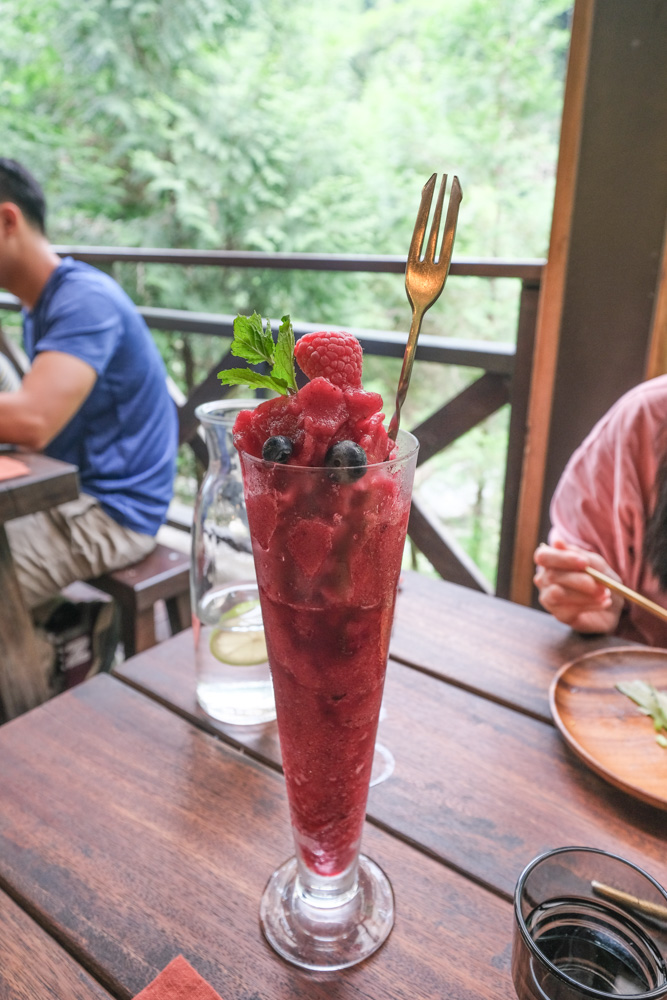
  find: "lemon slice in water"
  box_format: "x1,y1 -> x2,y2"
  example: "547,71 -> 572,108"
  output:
220,599 -> 261,623
209,629 -> 268,665
209,599 -> 268,666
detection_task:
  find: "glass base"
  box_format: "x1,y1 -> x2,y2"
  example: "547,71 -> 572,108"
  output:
260,854 -> 394,971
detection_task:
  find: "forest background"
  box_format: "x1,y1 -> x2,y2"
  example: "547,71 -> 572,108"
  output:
0,0 -> 572,585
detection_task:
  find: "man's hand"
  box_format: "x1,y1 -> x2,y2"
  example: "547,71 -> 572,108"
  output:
0,350 -> 96,450
533,537 -> 624,634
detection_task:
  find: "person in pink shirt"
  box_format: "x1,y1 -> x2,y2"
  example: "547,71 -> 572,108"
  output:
533,375 -> 667,647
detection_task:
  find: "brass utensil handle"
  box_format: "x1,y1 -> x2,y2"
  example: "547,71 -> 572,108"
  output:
388,305 -> 425,441
592,880 -> 667,923
585,566 -> 667,624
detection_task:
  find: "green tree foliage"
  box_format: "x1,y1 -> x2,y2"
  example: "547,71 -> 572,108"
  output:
0,0 -> 571,583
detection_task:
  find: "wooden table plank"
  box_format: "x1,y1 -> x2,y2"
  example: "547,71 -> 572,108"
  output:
117,571 -> 624,726
374,661 -> 667,898
115,562 -> 615,741
392,571 -> 625,721
0,888 -> 113,1000
0,452 -> 78,524
113,636 -> 667,900
114,628 -> 282,764
0,675 -> 514,1000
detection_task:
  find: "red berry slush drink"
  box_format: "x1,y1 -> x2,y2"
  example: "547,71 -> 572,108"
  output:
234,331 -> 418,968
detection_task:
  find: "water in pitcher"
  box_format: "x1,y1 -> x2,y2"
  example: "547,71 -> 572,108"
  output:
194,582 -> 276,726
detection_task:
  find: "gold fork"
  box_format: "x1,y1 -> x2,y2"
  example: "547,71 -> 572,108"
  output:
388,172 -> 462,441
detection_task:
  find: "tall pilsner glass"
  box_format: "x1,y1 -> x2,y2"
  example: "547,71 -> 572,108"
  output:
240,429 -> 418,971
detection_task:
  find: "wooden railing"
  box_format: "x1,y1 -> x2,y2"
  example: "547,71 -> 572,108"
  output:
0,248 -> 545,597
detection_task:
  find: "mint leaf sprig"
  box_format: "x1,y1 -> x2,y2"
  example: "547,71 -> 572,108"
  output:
616,680 -> 667,749
218,312 -> 297,396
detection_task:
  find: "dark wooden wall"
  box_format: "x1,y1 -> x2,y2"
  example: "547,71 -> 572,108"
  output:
512,0 -> 667,604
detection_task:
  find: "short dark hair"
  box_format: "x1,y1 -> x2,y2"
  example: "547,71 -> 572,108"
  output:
0,159 -> 47,233
644,432 -> 667,589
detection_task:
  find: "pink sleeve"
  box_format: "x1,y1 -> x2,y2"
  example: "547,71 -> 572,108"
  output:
549,378 -> 667,594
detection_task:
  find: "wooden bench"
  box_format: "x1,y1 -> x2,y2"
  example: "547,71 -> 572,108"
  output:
91,543 -> 191,658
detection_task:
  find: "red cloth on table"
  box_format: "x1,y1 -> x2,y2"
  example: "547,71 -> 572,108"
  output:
0,456 -> 30,481
134,956 -> 224,1000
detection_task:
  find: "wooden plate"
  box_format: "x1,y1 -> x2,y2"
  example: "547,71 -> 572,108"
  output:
550,647 -> 667,811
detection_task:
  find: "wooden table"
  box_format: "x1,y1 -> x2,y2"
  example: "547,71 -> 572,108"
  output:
0,571 -> 664,1000
0,452 -> 79,720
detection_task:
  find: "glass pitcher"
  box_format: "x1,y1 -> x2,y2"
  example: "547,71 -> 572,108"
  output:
190,399 -> 276,726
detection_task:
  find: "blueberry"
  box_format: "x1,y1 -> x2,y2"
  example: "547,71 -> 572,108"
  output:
324,441 -> 367,483
262,435 -> 293,463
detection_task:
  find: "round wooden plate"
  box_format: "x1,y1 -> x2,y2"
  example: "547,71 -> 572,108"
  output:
550,647 -> 667,811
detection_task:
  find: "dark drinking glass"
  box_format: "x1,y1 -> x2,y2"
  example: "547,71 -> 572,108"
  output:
513,847 -> 667,1000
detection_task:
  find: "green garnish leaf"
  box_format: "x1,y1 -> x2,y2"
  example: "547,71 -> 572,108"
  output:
617,680 -> 660,715
218,369 -> 290,393
272,315 -> 297,393
230,312 -> 276,366
656,689 -> 667,726
218,311 -> 297,397
616,680 -> 667,749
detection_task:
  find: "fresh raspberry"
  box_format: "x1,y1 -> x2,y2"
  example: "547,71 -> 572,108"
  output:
294,331 -> 363,389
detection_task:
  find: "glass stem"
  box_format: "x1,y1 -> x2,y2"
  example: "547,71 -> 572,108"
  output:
295,853 -> 360,910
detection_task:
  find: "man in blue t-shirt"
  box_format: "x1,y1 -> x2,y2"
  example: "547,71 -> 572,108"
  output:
0,158 -> 178,608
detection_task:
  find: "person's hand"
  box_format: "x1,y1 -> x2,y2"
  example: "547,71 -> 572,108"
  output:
533,538 -> 624,634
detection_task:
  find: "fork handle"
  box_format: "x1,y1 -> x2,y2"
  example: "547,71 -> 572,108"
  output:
388,304 -> 425,441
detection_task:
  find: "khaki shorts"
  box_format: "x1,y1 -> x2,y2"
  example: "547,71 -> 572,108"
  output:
6,493 -> 157,609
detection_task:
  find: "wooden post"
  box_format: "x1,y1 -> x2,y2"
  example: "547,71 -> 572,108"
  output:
496,279 -> 540,599
645,221 -> 667,378
511,0 -> 667,605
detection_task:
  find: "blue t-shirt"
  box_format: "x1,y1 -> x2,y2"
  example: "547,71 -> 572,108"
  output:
23,258 -> 178,536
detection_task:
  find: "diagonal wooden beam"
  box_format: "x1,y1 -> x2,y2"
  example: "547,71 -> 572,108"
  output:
177,351 -> 250,446
0,325 -> 27,378
408,497 -> 493,593
411,372 -> 511,467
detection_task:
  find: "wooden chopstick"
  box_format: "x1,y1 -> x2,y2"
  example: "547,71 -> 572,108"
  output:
585,566 -> 667,624
592,880 -> 667,923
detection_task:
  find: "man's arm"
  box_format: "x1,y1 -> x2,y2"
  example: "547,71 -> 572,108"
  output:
0,350 -> 97,450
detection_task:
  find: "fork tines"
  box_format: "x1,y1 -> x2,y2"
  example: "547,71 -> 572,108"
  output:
410,173 -> 462,266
